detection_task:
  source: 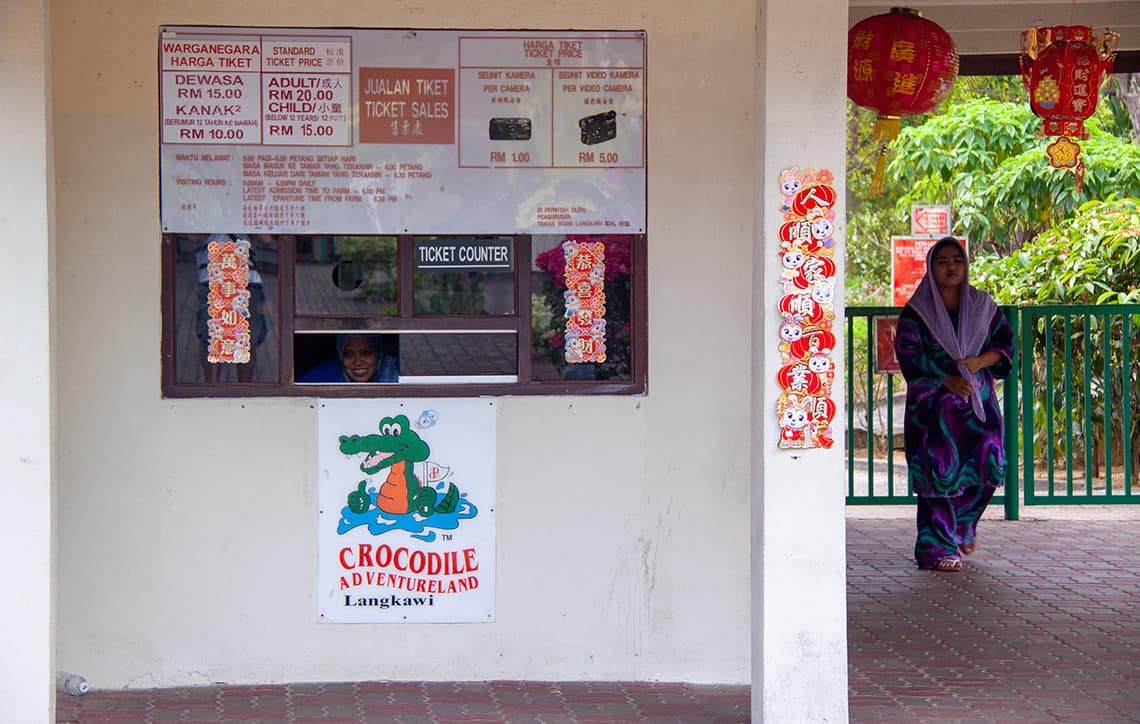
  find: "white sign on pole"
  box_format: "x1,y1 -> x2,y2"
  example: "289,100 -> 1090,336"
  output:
159,27 -> 646,235
910,205 -> 952,236
317,399 -> 496,623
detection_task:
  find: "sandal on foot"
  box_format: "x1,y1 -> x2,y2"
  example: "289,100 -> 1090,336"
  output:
959,541 -> 977,556
935,557 -> 963,572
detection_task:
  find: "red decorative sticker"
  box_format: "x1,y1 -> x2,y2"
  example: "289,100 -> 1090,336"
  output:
206,236 -> 253,364
563,240 -> 607,363
777,167 -> 837,449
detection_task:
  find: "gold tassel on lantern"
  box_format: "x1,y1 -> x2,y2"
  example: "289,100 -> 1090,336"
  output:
870,116 -> 901,196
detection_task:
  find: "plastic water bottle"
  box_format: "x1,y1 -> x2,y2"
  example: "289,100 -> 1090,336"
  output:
56,672 -> 89,696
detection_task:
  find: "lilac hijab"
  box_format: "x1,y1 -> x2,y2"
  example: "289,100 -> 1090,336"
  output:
906,237 -> 998,420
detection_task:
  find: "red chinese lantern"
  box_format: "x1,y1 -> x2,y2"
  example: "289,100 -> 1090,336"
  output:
1020,25 -> 1119,194
847,8 -> 959,194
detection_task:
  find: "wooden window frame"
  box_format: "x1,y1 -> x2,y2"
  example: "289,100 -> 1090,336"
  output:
162,233 -> 647,397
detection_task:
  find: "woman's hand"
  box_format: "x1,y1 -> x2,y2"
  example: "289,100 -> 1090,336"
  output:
957,351 -> 1001,375
943,375 -> 973,398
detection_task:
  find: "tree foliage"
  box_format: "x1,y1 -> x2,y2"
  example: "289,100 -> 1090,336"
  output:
889,99 -> 1140,255
846,76 -> 1140,305
970,199 -> 1140,474
971,198 -> 1140,305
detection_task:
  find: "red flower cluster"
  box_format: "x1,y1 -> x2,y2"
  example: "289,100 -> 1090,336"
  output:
535,234 -> 631,286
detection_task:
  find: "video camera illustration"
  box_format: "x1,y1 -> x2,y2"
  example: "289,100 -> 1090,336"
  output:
579,110 -> 617,146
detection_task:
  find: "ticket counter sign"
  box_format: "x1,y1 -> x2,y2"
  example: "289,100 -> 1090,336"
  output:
891,236 -> 969,306
159,27 -> 646,235
415,237 -> 513,270
910,205 -> 952,236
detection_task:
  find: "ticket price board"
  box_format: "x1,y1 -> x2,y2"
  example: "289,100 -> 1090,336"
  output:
159,28 -> 646,235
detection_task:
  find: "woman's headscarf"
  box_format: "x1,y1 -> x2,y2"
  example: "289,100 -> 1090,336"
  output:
905,237 -> 997,420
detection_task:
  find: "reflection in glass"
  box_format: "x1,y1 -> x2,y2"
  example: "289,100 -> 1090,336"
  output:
399,333 -> 517,376
413,236 -> 515,315
531,234 -> 632,381
173,233 -> 279,383
295,235 -> 398,316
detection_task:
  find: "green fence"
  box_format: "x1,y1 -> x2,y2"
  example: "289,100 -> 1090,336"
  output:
845,304 -> 1140,517
1019,305 -> 1140,506
845,306 -> 916,505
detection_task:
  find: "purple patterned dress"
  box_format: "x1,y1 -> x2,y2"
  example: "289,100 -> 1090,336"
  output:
895,307 -> 1013,568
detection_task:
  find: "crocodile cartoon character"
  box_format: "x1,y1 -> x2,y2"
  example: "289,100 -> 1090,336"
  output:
339,414 -> 459,517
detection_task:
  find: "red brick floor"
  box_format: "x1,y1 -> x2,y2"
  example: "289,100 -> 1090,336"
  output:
56,517 -> 1140,723
54,681 -> 748,723
847,516 -> 1140,723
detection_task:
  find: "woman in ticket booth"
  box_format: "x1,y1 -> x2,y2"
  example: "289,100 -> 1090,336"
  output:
297,333 -> 399,383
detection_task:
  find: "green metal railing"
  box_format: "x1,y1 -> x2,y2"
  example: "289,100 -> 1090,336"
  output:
845,304 -> 1140,517
1019,305 -> 1140,505
843,305 -> 1135,515
845,306 -> 1012,513
845,306 -> 914,505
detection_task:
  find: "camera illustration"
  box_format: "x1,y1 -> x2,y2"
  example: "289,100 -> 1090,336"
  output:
489,117 -> 532,141
579,110 -> 617,146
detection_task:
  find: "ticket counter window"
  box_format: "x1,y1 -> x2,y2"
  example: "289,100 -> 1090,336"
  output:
168,233 -> 280,385
162,233 -> 645,396
295,236 -> 398,317
413,236 -> 515,316
531,235 -> 632,382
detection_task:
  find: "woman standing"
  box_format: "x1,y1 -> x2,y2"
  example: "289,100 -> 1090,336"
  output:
895,237 -> 1013,572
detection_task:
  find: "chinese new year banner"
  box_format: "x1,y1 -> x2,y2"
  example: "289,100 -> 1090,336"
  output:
203,234 -> 254,363
159,27 -> 645,235
562,239 -> 607,363
776,167 -> 837,450
318,399 -> 496,623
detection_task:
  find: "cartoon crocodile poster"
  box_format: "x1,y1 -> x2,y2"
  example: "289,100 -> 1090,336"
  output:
340,414 -> 460,517
334,412 -> 478,540
317,400 -> 497,624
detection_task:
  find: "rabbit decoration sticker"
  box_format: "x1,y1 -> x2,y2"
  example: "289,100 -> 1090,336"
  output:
563,240 -> 607,364
777,167 -> 837,450
205,235 -> 254,364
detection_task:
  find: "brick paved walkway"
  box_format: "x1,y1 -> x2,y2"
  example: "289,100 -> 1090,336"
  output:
56,516 -> 1140,723
847,516 -> 1140,723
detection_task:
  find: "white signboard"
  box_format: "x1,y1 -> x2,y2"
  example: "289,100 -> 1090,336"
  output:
159,27 -> 646,235
910,205 -> 952,236
317,399 -> 496,623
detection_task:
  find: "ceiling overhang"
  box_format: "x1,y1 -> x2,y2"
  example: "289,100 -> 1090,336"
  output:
849,1 -> 1140,56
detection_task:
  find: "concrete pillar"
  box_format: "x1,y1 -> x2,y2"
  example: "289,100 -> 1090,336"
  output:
0,0 -> 56,720
752,0 -> 849,721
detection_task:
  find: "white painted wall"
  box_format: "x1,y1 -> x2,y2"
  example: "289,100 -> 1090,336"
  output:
0,1 -> 55,721
52,0 -> 763,688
